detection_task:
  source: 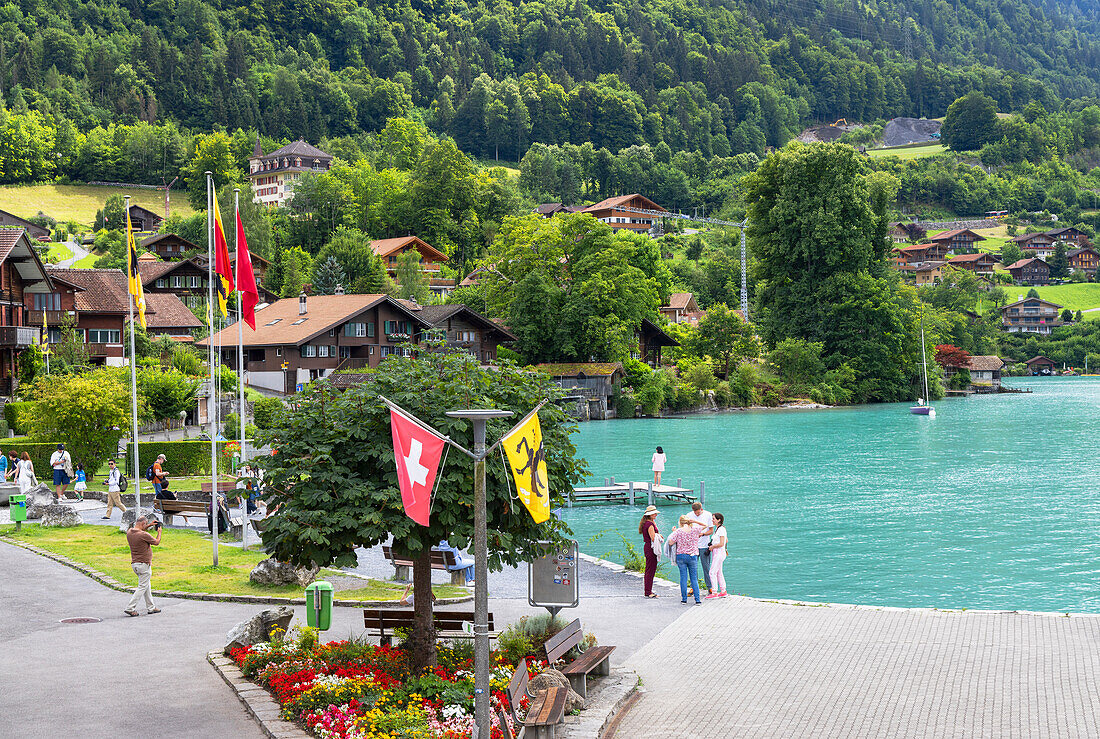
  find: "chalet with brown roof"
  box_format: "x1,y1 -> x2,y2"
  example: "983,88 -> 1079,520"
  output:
946,251 -> 998,279
1025,355 -> 1057,375
635,318 -> 679,366
1067,246 -> 1099,277
906,261 -> 945,285
0,210 -> 49,240
126,204 -> 163,232
942,355 -> 1004,392
145,292 -> 203,340
140,233 -> 198,261
1047,227 -> 1090,246
370,236 -> 455,296
891,242 -> 950,268
1011,232 -> 1055,250
248,139 -> 334,206
1006,257 -> 1049,286
139,257 -> 209,310
0,229 -> 57,394
400,302 -> 516,363
888,222 -> 924,244
533,203 -> 583,217
197,293 -> 431,394
660,293 -> 702,324
929,228 -> 985,252
1001,297 -> 1063,334
533,362 -> 625,420
581,194 -> 668,235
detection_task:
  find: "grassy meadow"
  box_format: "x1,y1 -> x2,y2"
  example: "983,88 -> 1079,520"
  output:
867,143 -> 948,160
0,184 -> 194,227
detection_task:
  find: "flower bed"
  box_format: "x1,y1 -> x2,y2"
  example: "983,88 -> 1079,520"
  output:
229,629 -> 547,739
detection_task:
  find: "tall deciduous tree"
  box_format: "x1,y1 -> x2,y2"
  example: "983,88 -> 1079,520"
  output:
256,351 -> 586,670
941,91 -> 1000,153
692,304 -> 759,378
27,368 -> 131,471
393,249 -> 431,304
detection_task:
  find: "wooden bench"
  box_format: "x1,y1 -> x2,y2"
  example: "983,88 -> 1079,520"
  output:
381,545 -> 472,585
496,657 -> 568,739
363,608 -> 495,647
543,618 -> 615,700
152,498 -> 242,537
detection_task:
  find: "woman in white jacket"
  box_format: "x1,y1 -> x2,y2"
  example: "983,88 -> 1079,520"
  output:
16,452 -> 35,494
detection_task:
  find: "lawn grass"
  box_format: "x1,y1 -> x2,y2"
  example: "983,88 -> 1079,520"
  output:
1013,283 -> 1100,312
0,184 -> 194,227
74,252 -> 100,268
0,523 -> 466,599
867,143 -> 948,160
46,242 -> 74,263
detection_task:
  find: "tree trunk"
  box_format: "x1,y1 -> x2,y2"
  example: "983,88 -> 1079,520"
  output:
408,548 -> 437,671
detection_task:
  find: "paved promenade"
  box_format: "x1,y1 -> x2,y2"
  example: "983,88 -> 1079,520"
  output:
614,596 -> 1100,738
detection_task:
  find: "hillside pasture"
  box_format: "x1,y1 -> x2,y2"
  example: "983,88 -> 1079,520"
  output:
1005,283 -> 1100,312
867,143 -> 948,160
0,184 -> 193,227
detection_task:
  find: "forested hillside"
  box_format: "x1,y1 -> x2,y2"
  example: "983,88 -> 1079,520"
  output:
6,0 -> 1100,162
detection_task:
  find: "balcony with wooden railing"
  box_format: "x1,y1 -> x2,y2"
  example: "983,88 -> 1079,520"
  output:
0,326 -> 38,347
27,310 -> 74,326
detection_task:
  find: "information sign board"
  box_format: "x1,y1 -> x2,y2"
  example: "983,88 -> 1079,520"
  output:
528,540 -> 579,610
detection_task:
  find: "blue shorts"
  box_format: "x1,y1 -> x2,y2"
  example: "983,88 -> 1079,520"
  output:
53,469 -> 70,485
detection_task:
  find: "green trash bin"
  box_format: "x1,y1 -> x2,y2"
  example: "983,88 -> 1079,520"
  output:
305,581 -> 333,631
9,494 -> 26,522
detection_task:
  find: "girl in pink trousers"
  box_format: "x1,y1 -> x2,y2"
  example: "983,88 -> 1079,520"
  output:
705,512 -> 728,598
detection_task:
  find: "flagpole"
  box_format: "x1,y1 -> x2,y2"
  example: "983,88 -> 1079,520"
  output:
235,188 -> 248,549
206,173 -> 219,565
125,195 -> 141,520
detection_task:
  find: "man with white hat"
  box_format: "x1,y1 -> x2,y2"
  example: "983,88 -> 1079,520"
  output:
639,505 -> 663,598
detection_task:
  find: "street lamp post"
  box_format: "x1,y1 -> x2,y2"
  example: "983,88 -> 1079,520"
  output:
445,408 -> 512,739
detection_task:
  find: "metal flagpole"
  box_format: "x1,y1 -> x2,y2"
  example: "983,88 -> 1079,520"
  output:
207,173 -> 219,565
235,188 -> 248,549
125,195 -> 141,519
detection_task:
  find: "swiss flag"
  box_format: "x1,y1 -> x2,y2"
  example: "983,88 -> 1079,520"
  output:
390,407 -> 446,526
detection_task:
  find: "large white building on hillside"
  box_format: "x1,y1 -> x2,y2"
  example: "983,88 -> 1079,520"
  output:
248,139 -> 334,206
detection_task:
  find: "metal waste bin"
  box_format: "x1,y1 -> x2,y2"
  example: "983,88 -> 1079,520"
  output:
305,581 -> 333,631
9,494 -> 26,522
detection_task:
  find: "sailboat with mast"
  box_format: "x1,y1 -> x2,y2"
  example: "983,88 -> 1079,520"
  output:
910,308 -> 936,417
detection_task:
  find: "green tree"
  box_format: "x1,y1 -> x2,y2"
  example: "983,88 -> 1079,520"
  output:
27,368 -> 130,471
1049,243 -> 1069,279
139,368 -> 198,424
103,195 -> 126,231
314,227 -> 389,294
768,338 -> 826,387
182,131 -> 241,209
51,314 -> 89,371
999,242 -> 1024,268
941,91 -> 1000,153
256,350 -> 586,670
311,256 -> 347,295
508,269 -> 565,362
394,248 -> 431,304
692,303 -> 759,378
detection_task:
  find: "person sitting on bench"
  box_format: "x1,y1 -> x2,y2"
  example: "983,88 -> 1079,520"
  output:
436,540 -> 475,583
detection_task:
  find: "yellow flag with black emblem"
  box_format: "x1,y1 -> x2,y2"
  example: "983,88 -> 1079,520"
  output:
126,207 -> 147,329
501,410 -> 550,523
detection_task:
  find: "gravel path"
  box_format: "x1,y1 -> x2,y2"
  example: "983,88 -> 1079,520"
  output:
56,239 -> 90,268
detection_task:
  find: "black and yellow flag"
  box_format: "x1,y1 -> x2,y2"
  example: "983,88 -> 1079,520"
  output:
502,411 -> 550,523
126,208 -> 147,329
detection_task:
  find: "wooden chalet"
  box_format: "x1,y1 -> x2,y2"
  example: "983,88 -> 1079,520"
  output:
1068,247 -> 1099,277
370,236 -> 454,296
1025,355 -> 1057,375
140,233 -> 198,261
1005,257 -> 1049,286
636,318 -> 678,366
1047,227 -> 1090,246
581,194 -> 668,235
946,252 -> 997,279
402,303 -> 516,363
1001,298 -> 1063,334
0,210 -> 49,240
126,204 -> 163,232
533,362 -> 625,420
660,293 -> 703,324
0,229 -> 56,394
929,228 -> 985,252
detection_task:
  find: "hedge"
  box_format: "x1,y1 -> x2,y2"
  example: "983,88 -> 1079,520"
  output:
125,440 -> 228,477
0,438 -> 61,481
4,402 -> 38,436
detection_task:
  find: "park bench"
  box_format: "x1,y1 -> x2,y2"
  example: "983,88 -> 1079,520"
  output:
362,608 -> 495,647
496,657 -> 568,739
543,619 -> 615,700
152,498 -> 209,525
381,544 -> 473,585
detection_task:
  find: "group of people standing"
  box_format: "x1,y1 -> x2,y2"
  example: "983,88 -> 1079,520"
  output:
0,444 -> 85,503
639,500 -> 728,604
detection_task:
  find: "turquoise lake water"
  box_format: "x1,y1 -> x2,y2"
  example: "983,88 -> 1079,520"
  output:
562,376 -> 1100,612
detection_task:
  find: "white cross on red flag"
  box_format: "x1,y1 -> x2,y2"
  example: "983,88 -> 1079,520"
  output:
390,407 -> 447,526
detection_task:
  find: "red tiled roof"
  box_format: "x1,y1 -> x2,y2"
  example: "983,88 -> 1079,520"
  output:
1005,258 -> 1048,270
370,236 -> 448,263
0,228 -> 23,261
930,228 -> 984,242
137,261 -> 179,282
45,268 -> 129,313
947,252 -> 995,263
666,293 -> 695,310
581,194 -> 668,214
145,293 -> 203,329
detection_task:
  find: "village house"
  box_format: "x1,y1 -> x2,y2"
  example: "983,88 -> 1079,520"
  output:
943,355 -> 1004,392
0,230 -> 58,394
0,210 -> 49,240
1005,257 -> 1050,285
138,255 -> 210,310
1025,355 -> 1057,375
660,293 -> 704,324
929,228 -> 985,253
126,204 -> 163,232
370,236 -> 455,296
581,194 -> 668,235
945,252 -> 998,279
1011,232 -> 1055,253
635,318 -> 679,366
891,242 -> 951,268
247,139 -> 334,207
1001,297 -> 1064,334
907,261 -> 945,286
1046,227 -> 1090,246
198,293 -> 431,395
1067,246 -> 1099,277
194,251 -> 274,292
140,233 -> 197,261
144,292 -> 204,342
887,222 -> 925,244
399,303 -> 516,363
533,362 -> 625,420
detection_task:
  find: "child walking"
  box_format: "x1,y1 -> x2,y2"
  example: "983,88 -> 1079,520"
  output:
73,464 -> 87,501
706,512 -> 728,598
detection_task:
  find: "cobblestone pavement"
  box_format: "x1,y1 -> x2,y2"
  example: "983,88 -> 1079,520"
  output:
613,596 -> 1100,738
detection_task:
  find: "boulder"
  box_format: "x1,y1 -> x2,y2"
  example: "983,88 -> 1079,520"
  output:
119,509 -> 161,534
224,606 -> 294,653
25,484 -> 58,519
528,668 -> 585,711
249,557 -> 319,587
41,504 -> 82,528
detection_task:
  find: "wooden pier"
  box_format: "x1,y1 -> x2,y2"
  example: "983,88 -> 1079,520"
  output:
569,478 -> 701,507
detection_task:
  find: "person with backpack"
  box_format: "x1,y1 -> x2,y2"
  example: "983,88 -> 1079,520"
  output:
150,454 -> 175,501
50,443 -> 73,502
102,459 -> 127,519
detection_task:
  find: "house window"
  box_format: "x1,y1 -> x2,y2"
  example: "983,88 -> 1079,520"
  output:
171,276 -> 183,288
339,346 -> 351,359
265,318 -> 282,326
328,328 -> 336,337
369,346 -> 375,355
34,293 -> 62,311
190,276 -> 202,288
156,279 -> 166,288
458,330 -> 477,342
300,345 -> 316,358
317,345 -> 329,358
88,329 -> 121,344
292,318 -> 307,325
381,346 -> 395,357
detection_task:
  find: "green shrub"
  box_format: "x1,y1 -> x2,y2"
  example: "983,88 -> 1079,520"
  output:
497,625 -> 535,665
0,438 -> 58,479
251,397 -> 284,430
4,401 -> 38,435
125,440 -> 229,476
496,346 -> 523,364
612,387 -> 636,418
713,381 -> 732,407
730,363 -> 758,406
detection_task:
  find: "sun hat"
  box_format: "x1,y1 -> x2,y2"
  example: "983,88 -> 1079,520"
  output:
643,505 -> 659,517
